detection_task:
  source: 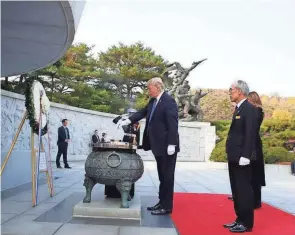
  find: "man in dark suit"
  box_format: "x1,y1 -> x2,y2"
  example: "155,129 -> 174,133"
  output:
118,77 -> 179,215
291,143 -> 295,175
91,130 -> 100,151
56,119 -> 71,169
224,80 -> 256,233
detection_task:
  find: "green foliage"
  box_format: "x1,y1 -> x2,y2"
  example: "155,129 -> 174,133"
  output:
211,120 -> 231,133
209,139 -> 227,162
210,119 -> 295,164
263,147 -> 294,164
37,43 -> 101,95
97,42 -> 167,99
272,109 -> 293,121
52,82 -> 126,114
262,136 -> 284,148
211,120 -> 231,142
262,118 -> 295,132
135,91 -> 150,110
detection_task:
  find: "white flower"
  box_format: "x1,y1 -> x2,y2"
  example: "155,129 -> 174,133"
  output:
31,81 -> 50,128
41,95 -> 50,115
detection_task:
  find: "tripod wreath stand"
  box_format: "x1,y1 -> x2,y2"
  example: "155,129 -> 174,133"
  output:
0,77 -> 54,206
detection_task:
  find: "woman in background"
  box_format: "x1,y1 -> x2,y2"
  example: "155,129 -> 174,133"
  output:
248,91 -> 266,209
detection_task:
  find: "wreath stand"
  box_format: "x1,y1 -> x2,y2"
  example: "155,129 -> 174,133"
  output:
0,96 -> 54,207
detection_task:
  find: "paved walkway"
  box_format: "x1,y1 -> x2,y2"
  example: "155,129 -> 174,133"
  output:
1,161 -> 295,234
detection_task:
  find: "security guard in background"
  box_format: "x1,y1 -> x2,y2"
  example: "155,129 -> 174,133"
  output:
105,108 -> 141,199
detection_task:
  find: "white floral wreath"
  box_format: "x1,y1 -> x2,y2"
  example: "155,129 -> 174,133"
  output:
32,81 -> 50,123
25,78 -> 50,135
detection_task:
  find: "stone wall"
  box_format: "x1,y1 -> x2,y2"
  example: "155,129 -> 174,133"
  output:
1,90 -> 216,163
137,121 -> 216,161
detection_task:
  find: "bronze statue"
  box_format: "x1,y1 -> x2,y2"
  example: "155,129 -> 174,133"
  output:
175,80 -> 191,119
163,59 -> 209,121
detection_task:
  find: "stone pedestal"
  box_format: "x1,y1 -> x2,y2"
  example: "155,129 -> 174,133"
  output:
73,195 -> 141,222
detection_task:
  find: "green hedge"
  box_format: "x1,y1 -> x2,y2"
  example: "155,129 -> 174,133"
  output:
210,139 -> 227,162
263,146 -> 294,164
209,119 -> 295,164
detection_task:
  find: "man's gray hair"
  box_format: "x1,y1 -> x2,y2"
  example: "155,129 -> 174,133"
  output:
232,80 -> 250,96
147,77 -> 165,91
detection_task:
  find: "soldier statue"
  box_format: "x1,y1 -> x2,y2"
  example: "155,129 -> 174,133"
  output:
162,59 -> 210,121
104,108 -> 140,200
175,80 -> 192,119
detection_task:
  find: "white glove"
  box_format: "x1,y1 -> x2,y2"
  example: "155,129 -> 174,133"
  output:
239,157 -> 250,166
117,118 -> 131,129
167,145 -> 176,155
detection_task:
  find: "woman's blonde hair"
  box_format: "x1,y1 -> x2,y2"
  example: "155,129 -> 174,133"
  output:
248,91 -> 262,108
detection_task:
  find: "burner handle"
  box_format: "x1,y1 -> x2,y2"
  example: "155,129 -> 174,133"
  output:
106,152 -> 122,168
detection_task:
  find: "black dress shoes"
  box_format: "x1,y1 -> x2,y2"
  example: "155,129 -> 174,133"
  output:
65,165 -> 71,169
57,166 -> 62,169
223,221 -> 238,228
151,208 -> 172,215
229,224 -> 252,233
147,202 -> 161,211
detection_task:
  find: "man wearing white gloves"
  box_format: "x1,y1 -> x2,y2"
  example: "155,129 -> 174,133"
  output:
118,77 -> 179,215
224,80 -> 256,233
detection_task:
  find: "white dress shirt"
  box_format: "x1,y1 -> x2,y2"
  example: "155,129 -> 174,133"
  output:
155,91 -> 164,105
237,98 -> 246,108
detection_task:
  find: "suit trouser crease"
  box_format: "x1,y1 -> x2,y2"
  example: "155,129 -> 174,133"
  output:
252,181 -> 261,206
228,162 -> 236,200
229,162 -> 254,228
155,154 -> 177,210
56,143 -> 68,166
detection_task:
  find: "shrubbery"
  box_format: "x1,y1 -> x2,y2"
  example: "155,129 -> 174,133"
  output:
210,119 -> 295,164
263,146 -> 294,164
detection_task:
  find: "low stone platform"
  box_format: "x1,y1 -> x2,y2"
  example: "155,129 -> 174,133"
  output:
73,195 -> 141,222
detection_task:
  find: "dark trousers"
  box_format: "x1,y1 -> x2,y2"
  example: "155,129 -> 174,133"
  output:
155,153 -> 177,210
105,184 -> 135,198
56,143 -> 69,167
291,160 -> 295,174
228,162 -> 254,228
252,181 -> 261,207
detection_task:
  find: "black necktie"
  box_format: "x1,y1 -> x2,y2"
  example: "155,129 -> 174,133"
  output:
233,106 -> 239,117
65,127 -> 69,139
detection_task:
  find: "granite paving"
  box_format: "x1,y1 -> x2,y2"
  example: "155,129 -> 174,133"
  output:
1,161 -> 294,234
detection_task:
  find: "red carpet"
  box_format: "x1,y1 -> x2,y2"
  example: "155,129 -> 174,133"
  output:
171,193 -> 295,235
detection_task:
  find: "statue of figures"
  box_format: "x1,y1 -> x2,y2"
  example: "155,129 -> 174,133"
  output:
163,59 -> 207,96
162,59 -> 209,121
175,80 -> 192,119
186,88 -> 210,121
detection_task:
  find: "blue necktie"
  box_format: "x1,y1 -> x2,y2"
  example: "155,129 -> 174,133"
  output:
148,99 -> 157,124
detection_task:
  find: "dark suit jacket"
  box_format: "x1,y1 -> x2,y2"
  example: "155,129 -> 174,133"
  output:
226,99 -> 256,162
92,134 -> 100,143
129,92 -> 179,156
253,107 -> 264,156
57,126 -> 70,145
252,107 -> 266,186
